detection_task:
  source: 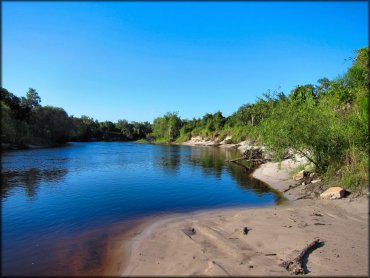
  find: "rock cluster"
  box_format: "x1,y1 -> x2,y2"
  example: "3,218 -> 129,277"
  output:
293,170 -> 307,181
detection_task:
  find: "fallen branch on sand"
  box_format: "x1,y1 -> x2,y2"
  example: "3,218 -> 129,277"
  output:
295,195 -> 313,201
225,157 -> 269,163
279,239 -> 322,275
283,183 -> 301,193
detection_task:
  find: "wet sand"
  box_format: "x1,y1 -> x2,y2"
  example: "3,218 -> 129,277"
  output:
116,159 -> 368,276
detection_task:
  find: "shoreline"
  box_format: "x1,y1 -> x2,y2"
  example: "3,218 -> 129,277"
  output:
4,141 -> 367,275
115,157 -> 368,276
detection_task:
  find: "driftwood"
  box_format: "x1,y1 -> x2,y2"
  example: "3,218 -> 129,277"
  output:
226,158 -> 269,173
283,183 -> 301,193
279,239 -> 322,275
225,147 -> 267,162
295,195 -> 313,201
231,161 -> 252,172
225,156 -> 245,162
225,147 -> 270,176
225,157 -> 268,163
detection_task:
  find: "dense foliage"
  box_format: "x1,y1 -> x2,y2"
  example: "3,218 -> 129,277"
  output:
1,88 -> 152,146
252,48 -> 368,190
150,47 -> 368,190
1,47 -> 368,190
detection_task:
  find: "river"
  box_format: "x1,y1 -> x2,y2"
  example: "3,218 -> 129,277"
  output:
1,142 -> 282,275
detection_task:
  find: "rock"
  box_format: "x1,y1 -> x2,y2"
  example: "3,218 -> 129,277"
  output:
311,179 -> 322,184
264,153 -> 272,160
320,187 -> 345,200
220,136 -> 232,144
293,170 -> 307,181
294,153 -> 309,163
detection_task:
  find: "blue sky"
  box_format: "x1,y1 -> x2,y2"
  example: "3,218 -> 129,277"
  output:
2,2 -> 368,122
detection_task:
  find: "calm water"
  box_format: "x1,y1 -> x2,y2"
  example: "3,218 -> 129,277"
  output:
1,142 -> 282,275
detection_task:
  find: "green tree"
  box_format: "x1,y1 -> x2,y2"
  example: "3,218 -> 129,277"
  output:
116,119 -> 133,139
288,84 -> 316,102
166,112 -> 182,142
24,88 -> 41,109
152,112 -> 182,142
31,106 -> 72,143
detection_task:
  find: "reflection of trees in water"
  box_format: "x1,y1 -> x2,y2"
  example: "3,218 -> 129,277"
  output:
154,146 -> 180,174
227,163 -> 286,204
187,147 -> 286,204
187,147 -> 227,179
1,168 -> 68,200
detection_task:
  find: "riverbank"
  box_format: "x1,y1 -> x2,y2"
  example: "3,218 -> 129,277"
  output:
180,136 -> 248,151
1,142 -> 67,151
1,139 -> 141,152
118,158 -> 368,276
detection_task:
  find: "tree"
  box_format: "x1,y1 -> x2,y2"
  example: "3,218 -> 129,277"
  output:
165,112 -> 182,142
24,88 -> 41,109
346,47 -> 369,89
253,94 -> 345,173
1,87 -> 31,121
116,119 -> 133,139
31,106 -> 73,143
151,112 -> 182,142
316,78 -> 331,96
288,84 -> 316,102
1,102 -> 18,143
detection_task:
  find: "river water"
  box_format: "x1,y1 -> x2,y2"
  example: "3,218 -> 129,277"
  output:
1,142 -> 282,275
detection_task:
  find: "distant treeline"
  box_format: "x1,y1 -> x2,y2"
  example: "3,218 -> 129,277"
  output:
1,47 -> 368,190
1,88 -> 152,145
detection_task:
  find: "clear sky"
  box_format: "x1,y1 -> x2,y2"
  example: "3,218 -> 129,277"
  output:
2,2 -> 368,122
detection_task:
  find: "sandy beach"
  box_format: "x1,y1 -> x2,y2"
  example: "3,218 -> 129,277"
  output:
115,158 -> 368,276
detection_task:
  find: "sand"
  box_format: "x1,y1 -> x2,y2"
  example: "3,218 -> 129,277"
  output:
118,159 -> 369,276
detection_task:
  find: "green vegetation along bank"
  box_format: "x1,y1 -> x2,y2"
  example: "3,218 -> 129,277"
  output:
1,47 -> 368,191
1,88 -> 152,147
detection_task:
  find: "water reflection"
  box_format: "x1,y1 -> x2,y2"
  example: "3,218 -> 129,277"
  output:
187,147 -> 225,179
1,168 -> 68,200
1,144 -> 284,204
153,145 -> 181,174
2,143 -> 286,276
186,146 -> 285,204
